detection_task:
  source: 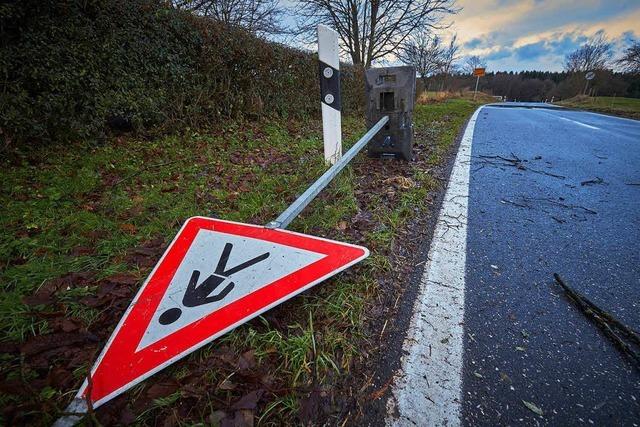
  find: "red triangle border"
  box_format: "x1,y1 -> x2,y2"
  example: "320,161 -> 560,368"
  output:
78,216 -> 369,407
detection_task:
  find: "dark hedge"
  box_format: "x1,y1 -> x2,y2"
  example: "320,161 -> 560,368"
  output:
0,0 -> 364,145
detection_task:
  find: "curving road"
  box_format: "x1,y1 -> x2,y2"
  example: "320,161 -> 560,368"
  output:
386,104 -> 640,426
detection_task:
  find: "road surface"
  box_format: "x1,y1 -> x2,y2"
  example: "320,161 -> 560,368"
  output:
386,104 -> 640,426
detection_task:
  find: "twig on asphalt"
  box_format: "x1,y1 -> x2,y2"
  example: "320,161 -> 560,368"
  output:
580,177 -> 606,186
554,273 -> 640,369
526,197 -> 597,214
474,154 -> 566,179
500,198 -> 530,208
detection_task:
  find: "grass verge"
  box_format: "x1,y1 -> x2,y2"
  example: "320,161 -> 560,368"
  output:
0,98 -> 483,425
558,95 -> 640,120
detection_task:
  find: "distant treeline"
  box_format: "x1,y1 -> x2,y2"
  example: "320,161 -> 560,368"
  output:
423,70 -> 640,101
0,0 -> 364,145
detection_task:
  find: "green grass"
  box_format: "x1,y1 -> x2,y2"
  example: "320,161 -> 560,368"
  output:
559,95 -> 640,119
0,98 -> 483,425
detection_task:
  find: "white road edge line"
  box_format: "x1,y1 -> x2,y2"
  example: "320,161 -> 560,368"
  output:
539,110 -> 601,130
557,116 -> 600,130
385,106 -> 482,427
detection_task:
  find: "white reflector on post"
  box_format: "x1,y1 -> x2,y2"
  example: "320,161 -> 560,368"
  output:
317,24 -> 342,165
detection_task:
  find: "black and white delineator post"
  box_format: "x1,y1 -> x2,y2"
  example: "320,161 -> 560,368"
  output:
317,24 -> 342,165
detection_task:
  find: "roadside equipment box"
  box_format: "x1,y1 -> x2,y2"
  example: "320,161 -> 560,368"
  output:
365,66 -> 416,160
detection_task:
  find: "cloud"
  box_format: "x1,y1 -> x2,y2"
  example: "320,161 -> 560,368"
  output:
485,48 -> 513,61
464,38 -> 483,49
451,0 -> 640,71
514,41 -> 547,60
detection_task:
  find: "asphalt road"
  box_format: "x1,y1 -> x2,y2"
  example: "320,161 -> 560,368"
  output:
386,104 -> 640,426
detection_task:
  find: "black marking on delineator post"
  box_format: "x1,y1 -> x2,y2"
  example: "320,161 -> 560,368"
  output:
159,243 -> 270,325
319,60 -> 341,111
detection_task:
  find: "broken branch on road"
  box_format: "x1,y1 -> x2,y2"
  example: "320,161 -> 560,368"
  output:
474,154 -> 566,179
580,177 -> 606,186
500,196 -> 597,216
554,273 -> 640,369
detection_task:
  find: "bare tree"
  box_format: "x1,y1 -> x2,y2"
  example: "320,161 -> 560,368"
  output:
464,55 -> 486,74
293,0 -> 458,68
398,31 -> 443,90
438,33 -> 459,90
173,0 -> 289,37
564,31 -> 612,72
617,40 -> 640,74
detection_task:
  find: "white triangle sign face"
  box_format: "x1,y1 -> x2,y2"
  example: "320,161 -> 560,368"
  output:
74,217 -> 369,409
138,229 -> 325,350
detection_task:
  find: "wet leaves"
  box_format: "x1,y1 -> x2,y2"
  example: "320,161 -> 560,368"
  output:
21,332 -> 94,357
1,101 -> 478,425
146,382 -> 179,400
231,389 -> 264,410
105,273 -> 139,286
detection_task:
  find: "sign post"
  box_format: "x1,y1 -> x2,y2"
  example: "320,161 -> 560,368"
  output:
584,70 -> 595,95
473,67 -> 485,100
318,24 -> 342,165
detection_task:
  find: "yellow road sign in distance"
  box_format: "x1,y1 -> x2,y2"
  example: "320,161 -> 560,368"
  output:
473,67 -> 486,77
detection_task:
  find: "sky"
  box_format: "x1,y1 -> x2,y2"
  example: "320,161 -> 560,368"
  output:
448,0 -> 640,71
278,0 -> 639,72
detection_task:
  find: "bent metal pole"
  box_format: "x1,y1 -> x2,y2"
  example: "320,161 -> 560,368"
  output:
266,115 -> 389,230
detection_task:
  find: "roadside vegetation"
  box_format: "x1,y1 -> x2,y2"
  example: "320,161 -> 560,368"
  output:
558,95 -> 640,120
417,90 -> 496,104
1,1 -> 487,424
0,96 -> 483,425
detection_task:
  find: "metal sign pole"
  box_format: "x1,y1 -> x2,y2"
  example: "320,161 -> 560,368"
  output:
474,75 -> 480,100
318,25 -> 342,165
266,116 -> 389,230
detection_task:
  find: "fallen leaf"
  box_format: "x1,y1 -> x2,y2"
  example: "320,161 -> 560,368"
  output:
70,246 -> 93,256
218,379 -> 236,390
119,223 -> 137,234
21,332 -> 91,356
473,372 -> 484,378
231,389 -> 264,410
146,382 -> 178,399
209,410 -> 227,425
22,294 -> 54,306
299,389 -> 322,424
61,319 -> 80,332
522,400 -> 544,416
230,409 -> 253,427
119,407 -> 136,425
337,221 -> 347,231
106,273 -> 138,285
237,350 -> 256,370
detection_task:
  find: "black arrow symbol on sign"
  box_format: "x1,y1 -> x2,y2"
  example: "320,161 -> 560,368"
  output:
159,243 -> 270,325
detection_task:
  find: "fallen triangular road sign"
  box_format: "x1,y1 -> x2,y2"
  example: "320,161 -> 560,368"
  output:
69,216 -> 368,410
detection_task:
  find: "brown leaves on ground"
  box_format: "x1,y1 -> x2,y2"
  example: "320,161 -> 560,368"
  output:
119,223 -> 137,234
22,271 -> 95,306
21,332 -> 97,357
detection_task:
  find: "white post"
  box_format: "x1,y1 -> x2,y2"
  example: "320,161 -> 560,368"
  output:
317,25 -> 342,165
